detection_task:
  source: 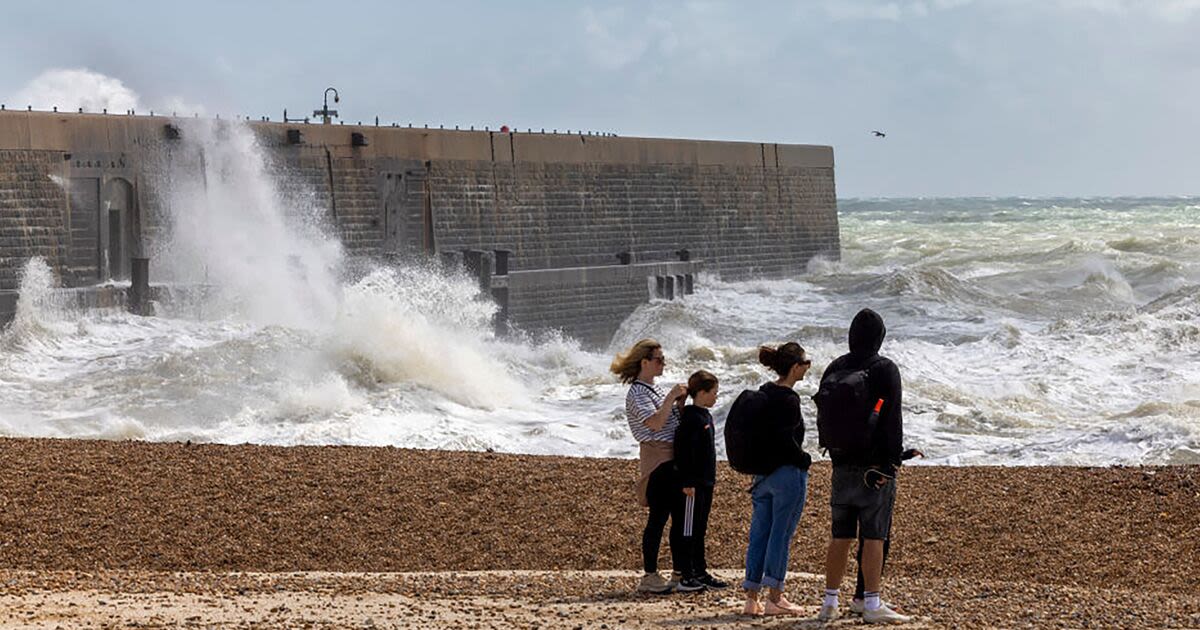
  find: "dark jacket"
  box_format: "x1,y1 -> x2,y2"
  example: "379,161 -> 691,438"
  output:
674,405 -> 717,488
757,382 -> 813,474
822,308 -> 904,474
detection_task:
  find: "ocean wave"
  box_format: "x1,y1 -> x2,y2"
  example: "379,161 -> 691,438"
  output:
1107,235 -> 1199,255
1140,284 -> 1200,316
329,267 -> 524,410
0,258 -> 73,351
805,255 -> 845,275
1111,400 -> 1200,420
844,267 -> 997,305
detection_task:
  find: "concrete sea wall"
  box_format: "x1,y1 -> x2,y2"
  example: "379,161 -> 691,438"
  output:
0,111 -> 839,345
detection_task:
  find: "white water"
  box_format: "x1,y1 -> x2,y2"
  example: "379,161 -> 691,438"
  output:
1,127 -> 1197,465
11,67 -> 206,117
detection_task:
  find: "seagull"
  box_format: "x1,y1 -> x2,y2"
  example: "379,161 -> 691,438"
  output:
871,130 -> 886,138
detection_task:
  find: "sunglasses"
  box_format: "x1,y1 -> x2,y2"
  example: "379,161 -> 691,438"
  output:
648,355 -> 666,365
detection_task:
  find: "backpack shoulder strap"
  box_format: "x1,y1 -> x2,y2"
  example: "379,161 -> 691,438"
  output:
632,380 -> 663,404
862,354 -> 886,375
862,356 -> 889,437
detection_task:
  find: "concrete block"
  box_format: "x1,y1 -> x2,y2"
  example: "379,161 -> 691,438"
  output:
0,113 -> 33,149
776,144 -> 835,168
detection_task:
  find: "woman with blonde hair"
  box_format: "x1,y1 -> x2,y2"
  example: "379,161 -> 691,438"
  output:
611,339 -> 693,593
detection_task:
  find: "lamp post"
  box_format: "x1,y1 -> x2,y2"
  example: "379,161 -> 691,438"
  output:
314,87 -> 339,125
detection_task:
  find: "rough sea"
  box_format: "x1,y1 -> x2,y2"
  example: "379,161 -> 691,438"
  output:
2,122 -> 1197,466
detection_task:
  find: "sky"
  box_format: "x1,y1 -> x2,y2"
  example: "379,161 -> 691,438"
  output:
1,0 -> 1198,198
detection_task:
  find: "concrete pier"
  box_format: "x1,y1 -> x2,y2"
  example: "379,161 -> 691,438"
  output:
0,110 -> 839,345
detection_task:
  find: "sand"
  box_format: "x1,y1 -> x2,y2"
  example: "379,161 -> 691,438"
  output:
2,569 -> 1199,628
0,438 -> 1198,628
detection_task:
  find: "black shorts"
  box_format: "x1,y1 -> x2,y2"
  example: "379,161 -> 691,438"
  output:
830,465 -> 896,540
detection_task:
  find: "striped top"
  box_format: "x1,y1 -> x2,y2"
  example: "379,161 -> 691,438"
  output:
625,380 -> 681,443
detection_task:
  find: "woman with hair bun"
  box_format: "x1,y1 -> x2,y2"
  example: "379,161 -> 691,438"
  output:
740,342 -> 814,616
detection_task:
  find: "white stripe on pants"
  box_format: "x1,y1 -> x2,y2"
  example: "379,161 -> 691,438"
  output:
683,494 -> 696,537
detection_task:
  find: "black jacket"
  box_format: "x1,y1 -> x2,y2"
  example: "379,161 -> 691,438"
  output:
758,382 -> 813,473
822,308 -> 904,474
674,405 -> 717,488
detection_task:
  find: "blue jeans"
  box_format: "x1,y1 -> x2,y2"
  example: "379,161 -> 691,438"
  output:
742,465 -> 809,591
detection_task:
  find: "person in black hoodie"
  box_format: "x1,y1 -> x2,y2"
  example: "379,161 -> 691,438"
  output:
740,342 -> 813,617
817,309 -> 912,625
673,370 -> 728,592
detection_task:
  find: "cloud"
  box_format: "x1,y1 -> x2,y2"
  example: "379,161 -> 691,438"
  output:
817,0 -> 1199,22
819,0 -> 978,21
1156,0 -> 1200,21
159,95 -> 207,117
1022,0 -> 1200,21
13,68 -> 139,112
580,7 -> 677,70
1121,0 -> 1200,22
822,1 -> 905,21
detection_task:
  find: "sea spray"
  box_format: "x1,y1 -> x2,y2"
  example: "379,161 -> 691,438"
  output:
14,68 -> 139,113
331,266 -> 526,409
145,120 -> 533,412
152,119 -> 344,329
1,257 -> 70,349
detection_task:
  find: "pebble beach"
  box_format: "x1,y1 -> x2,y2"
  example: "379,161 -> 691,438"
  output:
0,437 -> 1197,628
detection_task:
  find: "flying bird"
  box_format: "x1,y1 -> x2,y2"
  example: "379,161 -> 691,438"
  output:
871,130 -> 886,138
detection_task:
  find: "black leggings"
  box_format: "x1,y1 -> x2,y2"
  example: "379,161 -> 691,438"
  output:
642,462 -> 685,574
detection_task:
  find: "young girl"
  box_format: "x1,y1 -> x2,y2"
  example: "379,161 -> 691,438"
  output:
673,370 -> 729,592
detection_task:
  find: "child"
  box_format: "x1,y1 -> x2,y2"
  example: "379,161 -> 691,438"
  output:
673,370 -> 729,591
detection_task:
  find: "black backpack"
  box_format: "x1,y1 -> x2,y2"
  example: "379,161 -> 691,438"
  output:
813,359 -> 884,453
723,388 -> 776,475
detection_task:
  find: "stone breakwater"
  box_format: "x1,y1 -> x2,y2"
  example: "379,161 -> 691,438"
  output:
0,111 -> 838,345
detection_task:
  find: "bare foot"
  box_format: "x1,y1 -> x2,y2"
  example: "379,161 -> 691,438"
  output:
763,596 -> 805,616
742,599 -> 764,616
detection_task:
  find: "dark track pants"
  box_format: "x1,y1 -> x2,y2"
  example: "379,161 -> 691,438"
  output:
678,486 -> 713,579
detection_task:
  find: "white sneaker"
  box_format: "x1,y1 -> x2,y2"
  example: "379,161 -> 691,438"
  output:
863,602 -> 912,625
637,572 -> 673,593
817,604 -> 840,622
852,598 -> 893,614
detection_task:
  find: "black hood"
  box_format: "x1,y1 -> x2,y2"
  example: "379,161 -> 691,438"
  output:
848,308 -> 886,356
